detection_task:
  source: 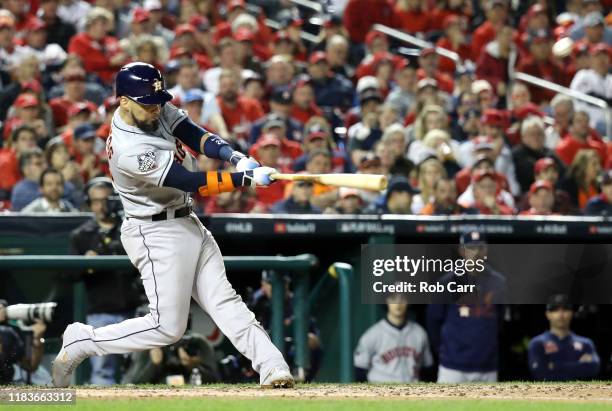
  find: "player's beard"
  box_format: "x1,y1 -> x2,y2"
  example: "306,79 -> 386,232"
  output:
132,113 -> 159,133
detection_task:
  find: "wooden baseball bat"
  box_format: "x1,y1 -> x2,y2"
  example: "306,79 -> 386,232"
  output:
270,173 -> 388,191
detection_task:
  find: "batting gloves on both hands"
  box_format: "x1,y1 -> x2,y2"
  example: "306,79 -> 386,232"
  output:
243,167 -> 277,187
235,156 -> 276,187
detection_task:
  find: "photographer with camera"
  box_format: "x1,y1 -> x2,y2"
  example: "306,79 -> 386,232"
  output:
68,177 -> 142,385
0,300 -> 48,384
122,329 -> 219,385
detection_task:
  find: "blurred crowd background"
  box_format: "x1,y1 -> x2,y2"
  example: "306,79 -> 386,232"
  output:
0,0 -> 611,217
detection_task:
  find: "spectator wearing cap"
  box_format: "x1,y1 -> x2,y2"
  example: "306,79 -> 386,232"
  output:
455,151 -> 512,204
436,15 -> 472,75
347,88 -> 384,165
292,120 -> 348,173
394,0 -> 430,35
312,14 -> 349,54
71,122 -> 107,183
584,170 -> 612,216
0,125 -> 38,202
233,27 -> 267,74
271,30 -> 303,62
416,48 -> 454,94
412,156 -> 447,214
512,116 -> 566,193
471,79 -> 496,113
528,295 -> 600,381
466,170 -> 513,215
249,133 -> 291,207
458,109 -> 519,195
518,4 -> 550,38
325,35 -> 354,80
58,101 -> 99,152
356,32 -> 404,79
216,69 -> 264,145
270,178 -> 321,214
143,0 -> 175,46
558,148 -> 602,210
118,8 -> 168,66
516,29 -> 571,104
300,149 -> 337,210
21,168 -> 75,213
307,51 -> 354,112
528,157 -> 572,215
373,176 -> 418,214
249,87 -> 303,144
326,187 -> 365,214
242,70 -> 265,101
49,67 -> 93,128
570,10 -> 612,45
475,25 -> 517,98
556,111 -> 607,167
520,180 -> 555,216
471,0 -> 509,59
385,58 -> 417,118
68,7 -> 128,84
569,43 -> 611,134
0,54 -> 43,122
290,76 -> 323,126
184,87 -> 228,138
420,177 -> 478,215
2,92 -> 52,145
17,18 -> 67,72
544,94 -> 575,150
169,23 -> 213,70
343,0 -> 399,43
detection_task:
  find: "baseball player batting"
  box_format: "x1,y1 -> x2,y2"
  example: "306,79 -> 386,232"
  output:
52,62 -> 294,388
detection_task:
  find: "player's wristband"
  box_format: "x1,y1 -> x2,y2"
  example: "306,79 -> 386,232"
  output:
203,133 -> 245,166
197,171 -> 254,197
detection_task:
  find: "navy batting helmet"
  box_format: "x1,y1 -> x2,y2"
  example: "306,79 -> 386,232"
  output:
115,62 -> 172,105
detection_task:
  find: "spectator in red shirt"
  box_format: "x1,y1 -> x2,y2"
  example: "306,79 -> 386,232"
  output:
343,0 -> 398,43
469,169 -> 514,215
250,133 -> 289,208
520,180 -> 555,215
475,25 -> 517,97
2,93 -> 49,143
2,0 -> 37,33
472,0 -> 509,58
68,7 -> 128,85
417,48 -> 454,94
356,31 -> 404,79
394,0 -> 430,35
204,188 -> 257,214
49,67 -> 92,129
217,69 -> 264,145
0,125 -> 38,200
290,76 -> 323,126
169,24 -> 212,70
516,29 -> 571,104
436,15 -> 472,75
556,111 -> 607,166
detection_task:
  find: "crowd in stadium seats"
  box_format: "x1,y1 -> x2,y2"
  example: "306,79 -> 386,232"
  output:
0,0 -> 610,216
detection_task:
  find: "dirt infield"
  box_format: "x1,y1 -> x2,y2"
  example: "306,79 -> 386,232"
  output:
76,383 -> 612,403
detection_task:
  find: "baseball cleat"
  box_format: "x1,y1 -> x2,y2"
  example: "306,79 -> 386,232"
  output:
52,323 -> 89,387
261,367 -> 295,389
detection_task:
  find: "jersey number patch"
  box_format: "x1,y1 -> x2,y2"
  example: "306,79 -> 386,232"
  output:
137,151 -> 157,172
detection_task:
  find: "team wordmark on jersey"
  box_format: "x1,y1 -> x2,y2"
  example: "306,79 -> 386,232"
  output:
137,151 -> 157,172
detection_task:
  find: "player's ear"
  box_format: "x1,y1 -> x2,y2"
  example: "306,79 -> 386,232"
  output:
119,96 -> 130,110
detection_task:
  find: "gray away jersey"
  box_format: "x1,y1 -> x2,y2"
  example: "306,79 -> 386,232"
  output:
354,319 -> 433,383
107,103 -> 199,217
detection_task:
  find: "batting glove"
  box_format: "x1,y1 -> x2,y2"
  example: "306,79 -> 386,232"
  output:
243,167 -> 277,187
236,156 -> 261,172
